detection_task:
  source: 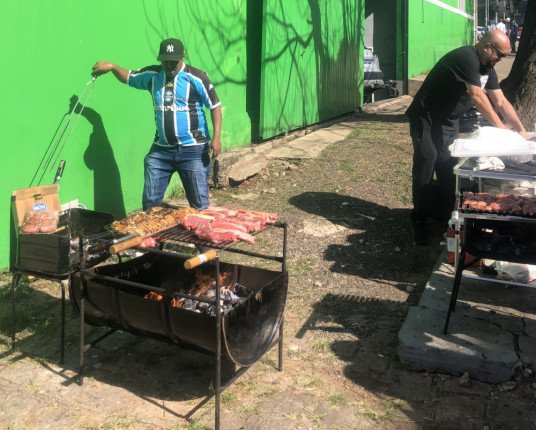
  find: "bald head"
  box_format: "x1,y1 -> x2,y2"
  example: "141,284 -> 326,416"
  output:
479,29 -> 510,51
476,29 -> 510,66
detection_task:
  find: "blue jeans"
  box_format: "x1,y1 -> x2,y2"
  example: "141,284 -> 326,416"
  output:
143,144 -> 210,210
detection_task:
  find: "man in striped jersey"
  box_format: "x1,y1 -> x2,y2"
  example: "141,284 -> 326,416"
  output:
92,38 -> 222,210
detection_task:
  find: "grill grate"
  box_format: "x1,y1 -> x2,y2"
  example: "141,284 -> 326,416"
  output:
150,223 -> 278,250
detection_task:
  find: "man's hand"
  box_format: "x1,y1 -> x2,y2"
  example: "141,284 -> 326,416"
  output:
92,61 -> 114,76
210,136 -> 221,159
91,62 -> 129,83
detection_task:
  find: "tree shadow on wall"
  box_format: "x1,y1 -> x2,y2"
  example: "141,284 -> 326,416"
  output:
141,0 -> 363,141
69,96 -> 126,219
259,0 -> 363,137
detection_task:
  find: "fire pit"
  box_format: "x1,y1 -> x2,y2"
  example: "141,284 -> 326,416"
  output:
71,252 -> 287,366
74,221 -> 288,429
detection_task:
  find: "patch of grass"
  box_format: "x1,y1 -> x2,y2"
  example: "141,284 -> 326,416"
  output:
398,193 -> 412,206
184,419 -> 206,430
379,398 -> 405,422
311,337 -> 332,353
237,402 -> 259,415
287,257 -> 317,278
338,160 -> 354,173
356,398 -> 403,422
327,391 -> 346,406
296,375 -> 323,389
167,185 -> 186,200
235,377 -> 259,393
27,378 -> 39,395
258,387 -> 278,398
86,413 -> 139,429
221,391 -> 237,404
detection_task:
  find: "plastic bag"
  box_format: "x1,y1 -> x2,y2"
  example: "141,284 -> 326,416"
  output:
20,210 -> 59,234
474,156 -> 505,171
493,261 -> 536,283
449,127 -> 536,157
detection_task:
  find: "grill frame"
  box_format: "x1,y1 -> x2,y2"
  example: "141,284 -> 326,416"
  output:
77,220 -> 288,430
445,158 -> 536,334
10,208 -> 114,364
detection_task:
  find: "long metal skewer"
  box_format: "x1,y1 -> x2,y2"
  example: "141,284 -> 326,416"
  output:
36,77 -> 97,186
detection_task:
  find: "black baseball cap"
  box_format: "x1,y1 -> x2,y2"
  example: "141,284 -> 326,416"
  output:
157,38 -> 185,61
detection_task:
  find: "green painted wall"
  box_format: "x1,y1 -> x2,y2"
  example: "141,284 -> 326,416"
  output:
259,0 -> 364,139
1,0 -> 366,269
407,0 -> 475,77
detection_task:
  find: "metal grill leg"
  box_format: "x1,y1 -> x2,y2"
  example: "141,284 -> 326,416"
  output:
79,277 -> 85,385
215,258 -> 221,430
278,317 -> 284,371
443,248 -> 466,335
59,276 -> 69,365
10,272 -> 22,348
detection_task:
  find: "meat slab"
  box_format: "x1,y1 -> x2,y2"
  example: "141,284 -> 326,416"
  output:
177,206 -> 279,245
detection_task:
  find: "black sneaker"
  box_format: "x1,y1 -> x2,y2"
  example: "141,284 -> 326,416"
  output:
411,220 -> 429,246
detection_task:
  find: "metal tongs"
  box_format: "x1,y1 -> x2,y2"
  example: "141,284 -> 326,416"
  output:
31,77 -> 97,187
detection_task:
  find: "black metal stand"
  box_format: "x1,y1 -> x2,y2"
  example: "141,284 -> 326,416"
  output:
76,222 -> 288,430
443,247 -> 472,335
10,269 -> 69,364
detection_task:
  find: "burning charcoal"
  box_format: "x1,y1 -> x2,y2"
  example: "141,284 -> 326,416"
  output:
70,237 -> 80,251
222,289 -> 240,304
182,298 -> 199,311
170,297 -> 184,308
176,271 -> 253,316
145,291 -> 163,301
198,301 -> 212,313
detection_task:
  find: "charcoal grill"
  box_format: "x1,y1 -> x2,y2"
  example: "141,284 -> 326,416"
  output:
444,158 -> 536,334
10,208 -> 114,362
76,221 -> 288,430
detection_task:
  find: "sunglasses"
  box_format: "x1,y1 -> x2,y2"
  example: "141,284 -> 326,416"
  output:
490,43 -> 508,59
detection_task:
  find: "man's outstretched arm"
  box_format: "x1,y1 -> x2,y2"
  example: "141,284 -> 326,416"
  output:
92,62 -> 129,84
487,88 -> 527,138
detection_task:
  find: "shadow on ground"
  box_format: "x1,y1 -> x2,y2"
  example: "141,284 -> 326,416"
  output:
1,280 -> 239,418
289,191 -> 444,293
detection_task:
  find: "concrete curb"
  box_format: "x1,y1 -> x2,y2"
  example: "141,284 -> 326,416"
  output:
398,248 -> 535,383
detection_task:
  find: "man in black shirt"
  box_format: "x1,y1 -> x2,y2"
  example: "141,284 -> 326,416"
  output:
406,29 -> 526,245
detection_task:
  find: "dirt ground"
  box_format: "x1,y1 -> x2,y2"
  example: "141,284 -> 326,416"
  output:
1,112 -> 536,429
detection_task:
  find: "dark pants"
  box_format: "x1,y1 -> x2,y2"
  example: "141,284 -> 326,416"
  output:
410,115 -> 459,223
510,37 -> 517,53
143,144 -> 211,210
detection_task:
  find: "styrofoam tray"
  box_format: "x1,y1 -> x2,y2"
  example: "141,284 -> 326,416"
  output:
449,127 -> 536,157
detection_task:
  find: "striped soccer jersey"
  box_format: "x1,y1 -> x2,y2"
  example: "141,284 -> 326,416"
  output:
128,64 -> 220,147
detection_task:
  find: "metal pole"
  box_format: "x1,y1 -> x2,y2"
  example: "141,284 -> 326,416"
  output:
278,223 -> 288,372
60,277 -> 67,365
79,276 -> 85,385
11,272 -> 22,348
79,235 -> 85,385
214,257 -> 221,430
474,1 -> 478,41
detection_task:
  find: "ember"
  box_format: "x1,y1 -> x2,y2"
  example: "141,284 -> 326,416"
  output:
145,291 -> 163,301
170,268 -> 252,316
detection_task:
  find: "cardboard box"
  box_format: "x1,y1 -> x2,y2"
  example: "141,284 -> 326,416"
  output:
15,207 -> 114,276
11,184 -> 60,227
